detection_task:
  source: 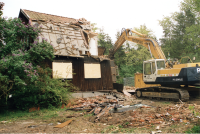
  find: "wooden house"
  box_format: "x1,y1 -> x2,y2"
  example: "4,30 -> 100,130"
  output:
18,9 -> 117,91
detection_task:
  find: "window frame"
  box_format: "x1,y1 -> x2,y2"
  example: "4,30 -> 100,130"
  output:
157,60 -> 165,69
152,62 -> 156,74
144,62 -> 152,75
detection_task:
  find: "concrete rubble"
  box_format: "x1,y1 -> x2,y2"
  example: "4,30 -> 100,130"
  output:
123,86 -> 136,91
123,86 -> 136,97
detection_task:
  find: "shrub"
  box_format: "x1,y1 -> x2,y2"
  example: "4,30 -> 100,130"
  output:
0,14 -> 74,110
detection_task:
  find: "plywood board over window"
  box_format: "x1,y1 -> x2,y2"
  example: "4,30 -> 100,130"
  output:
84,64 -> 101,78
52,62 -> 73,79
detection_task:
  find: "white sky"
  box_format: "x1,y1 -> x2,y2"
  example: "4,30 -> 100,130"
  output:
2,0 -> 182,44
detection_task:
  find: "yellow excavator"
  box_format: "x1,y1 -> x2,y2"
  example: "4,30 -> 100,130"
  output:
109,28 -> 200,101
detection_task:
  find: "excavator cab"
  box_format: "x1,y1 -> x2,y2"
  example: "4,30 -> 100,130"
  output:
143,59 -> 165,82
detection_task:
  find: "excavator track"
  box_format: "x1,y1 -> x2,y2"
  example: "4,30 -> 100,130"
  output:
135,86 -> 190,101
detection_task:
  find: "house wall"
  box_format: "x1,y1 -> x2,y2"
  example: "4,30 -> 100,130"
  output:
52,56 -> 113,91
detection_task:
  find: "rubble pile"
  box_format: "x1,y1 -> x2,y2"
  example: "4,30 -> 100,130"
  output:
92,103 -> 200,128
67,95 -> 200,131
67,95 -> 135,122
67,95 -> 119,118
70,95 -> 118,109
123,86 -> 136,91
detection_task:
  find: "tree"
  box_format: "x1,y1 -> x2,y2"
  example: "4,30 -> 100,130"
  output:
182,0 -> 200,61
159,16 -> 174,58
91,23 -> 98,33
159,0 -> 200,61
97,28 -> 113,55
0,2 -> 4,17
134,24 -> 156,39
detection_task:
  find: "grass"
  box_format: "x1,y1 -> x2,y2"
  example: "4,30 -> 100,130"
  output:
170,124 -> 178,128
124,121 -> 129,125
188,105 -> 195,110
118,124 -> 123,128
83,113 -> 93,117
185,125 -> 200,133
101,124 -> 154,133
120,128 -> 137,133
101,125 -> 115,133
0,107 -> 66,122
188,105 -> 200,116
162,101 -> 171,104
108,125 -> 114,129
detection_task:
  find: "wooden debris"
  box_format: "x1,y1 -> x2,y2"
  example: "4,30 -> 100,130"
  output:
54,119 -> 73,128
94,107 -> 102,115
88,109 -> 95,114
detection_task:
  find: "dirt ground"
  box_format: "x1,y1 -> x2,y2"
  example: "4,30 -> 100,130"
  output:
0,93 -> 200,133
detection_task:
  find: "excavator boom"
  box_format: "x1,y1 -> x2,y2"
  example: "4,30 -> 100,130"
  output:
108,29 -> 166,60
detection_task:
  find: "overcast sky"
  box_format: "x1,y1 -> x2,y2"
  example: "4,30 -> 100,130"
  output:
2,0 -> 182,43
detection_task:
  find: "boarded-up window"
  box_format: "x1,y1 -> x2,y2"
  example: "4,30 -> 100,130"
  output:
84,64 -> 101,78
52,62 -> 73,79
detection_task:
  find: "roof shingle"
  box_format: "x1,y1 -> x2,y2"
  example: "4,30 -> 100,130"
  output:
22,9 -> 77,23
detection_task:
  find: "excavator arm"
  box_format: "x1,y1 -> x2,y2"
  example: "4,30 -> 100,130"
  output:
108,29 -> 166,60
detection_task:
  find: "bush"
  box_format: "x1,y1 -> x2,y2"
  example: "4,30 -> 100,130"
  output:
11,69 -> 73,110
0,15 -> 74,110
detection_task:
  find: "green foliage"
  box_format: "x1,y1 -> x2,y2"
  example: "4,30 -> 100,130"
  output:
118,125 -> 123,128
188,105 -> 195,110
98,28 -> 113,55
0,2 -> 4,17
159,0 -> 200,60
10,68 -> 73,110
125,122 -> 129,125
185,125 -> 200,133
134,24 -> 156,39
0,107 -> 66,121
0,17 -> 73,110
91,23 -> 98,32
188,105 -> 200,116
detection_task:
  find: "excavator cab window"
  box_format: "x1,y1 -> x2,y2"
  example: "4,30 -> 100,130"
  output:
144,63 -> 152,75
157,61 -> 165,69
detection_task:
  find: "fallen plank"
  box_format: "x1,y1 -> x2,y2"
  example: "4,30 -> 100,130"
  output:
54,119 -> 73,128
94,107 -> 102,115
88,108 -> 95,114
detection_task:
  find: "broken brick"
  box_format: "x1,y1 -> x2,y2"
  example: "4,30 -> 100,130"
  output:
138,119 -> 145,122
155,113 -> 161,118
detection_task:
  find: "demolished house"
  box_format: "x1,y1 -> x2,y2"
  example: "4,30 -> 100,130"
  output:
18,9 -> 118,91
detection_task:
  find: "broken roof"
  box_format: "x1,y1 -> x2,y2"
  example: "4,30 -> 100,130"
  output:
19,9 -> 95,57
20,9 -> 80,23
